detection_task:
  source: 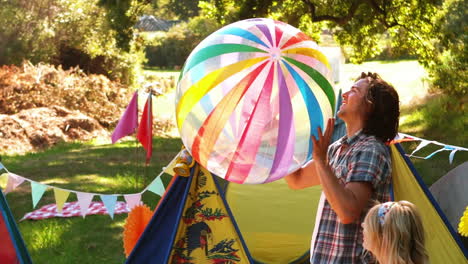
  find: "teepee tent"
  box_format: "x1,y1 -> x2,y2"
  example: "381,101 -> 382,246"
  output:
126,164 -> 253,263
0,188 -> 32,264
224,144 -> 468,263
391,144 -> 468,263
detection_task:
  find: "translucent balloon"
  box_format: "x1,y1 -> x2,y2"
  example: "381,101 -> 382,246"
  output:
176,18 -> 336,184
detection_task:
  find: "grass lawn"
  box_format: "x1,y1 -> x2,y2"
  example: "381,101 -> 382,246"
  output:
0,60 -> 466,263
1,138 -> 181,263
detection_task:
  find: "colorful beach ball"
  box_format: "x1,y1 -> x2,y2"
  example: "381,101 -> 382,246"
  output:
175,18 -> 336,184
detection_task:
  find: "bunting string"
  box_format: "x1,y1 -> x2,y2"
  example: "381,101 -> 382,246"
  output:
396,133 -> 468,164
0,150 -> 182,219
1,132 -> 465,220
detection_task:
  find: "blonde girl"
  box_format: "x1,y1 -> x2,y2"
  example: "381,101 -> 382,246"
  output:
362,201 -> 429,264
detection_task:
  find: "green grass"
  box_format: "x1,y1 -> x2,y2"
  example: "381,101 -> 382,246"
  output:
1,60 -> 466,263
1,137 -> 181,263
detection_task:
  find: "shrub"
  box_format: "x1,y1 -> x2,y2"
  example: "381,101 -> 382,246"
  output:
428,0 -> 467,98
0,0 -> 146,87
145,16 -> 220,68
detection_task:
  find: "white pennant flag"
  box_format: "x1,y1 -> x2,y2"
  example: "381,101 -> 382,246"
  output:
410,140 -> 431,156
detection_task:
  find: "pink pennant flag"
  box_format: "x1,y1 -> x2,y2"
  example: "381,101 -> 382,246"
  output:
124,193 -> 142,210
5,173 -> 25,194
77,192 -> 94,218
111,91 -> 139,144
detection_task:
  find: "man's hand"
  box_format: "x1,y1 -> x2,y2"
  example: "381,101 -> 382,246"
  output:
312,118 -> 335,164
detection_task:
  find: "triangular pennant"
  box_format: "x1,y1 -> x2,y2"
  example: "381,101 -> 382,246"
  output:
0,173 -> 7,189
137,94 -> 153,164
424,146 -> 447,159
111,91 -> 139,144
449,149 -> 458,164
124,193 -> 142,210
30,182 -> 48,208
5,173 -> 25,194
147,176 -> 165,196
163,157 -> 179,176
77,192 -> 94,218
0,162 -> 5,171
100,195 -> 118,219
410,140 -> 431,156
53,188 -> 70,213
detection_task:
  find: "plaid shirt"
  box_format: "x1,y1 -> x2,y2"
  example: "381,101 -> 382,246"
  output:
311,131 -> 392,264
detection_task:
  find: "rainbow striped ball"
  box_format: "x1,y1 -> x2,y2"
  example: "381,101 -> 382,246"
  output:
176,18 -> 336,184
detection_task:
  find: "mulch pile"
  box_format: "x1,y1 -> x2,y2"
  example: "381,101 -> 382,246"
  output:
0,106 -> 108,154
0,61 -> 174,155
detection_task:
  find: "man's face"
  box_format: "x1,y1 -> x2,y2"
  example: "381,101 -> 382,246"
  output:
337,78 -> 371,123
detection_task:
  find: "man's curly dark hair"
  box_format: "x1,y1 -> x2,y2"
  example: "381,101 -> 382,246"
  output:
358,72 -> 400,143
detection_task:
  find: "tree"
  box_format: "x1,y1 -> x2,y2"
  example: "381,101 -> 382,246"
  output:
167,0 -> 201,20
0,0 -> 149,86
200,0 -> 441,64
429,0 -> 467,98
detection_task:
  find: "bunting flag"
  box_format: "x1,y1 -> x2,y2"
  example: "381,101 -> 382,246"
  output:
137,93 -> 153,164
100,195 -> 118,219
0,158 -> 174,220
397,133 -> 468,164
0,162 -> 5,171
111,91 -> 139,144
30,182 -> 47,208
5,173 -> 25,194
124,194 -> 142,210
77,192 -> 94,218
53,189 -> 70,213
147,176 -> 165,196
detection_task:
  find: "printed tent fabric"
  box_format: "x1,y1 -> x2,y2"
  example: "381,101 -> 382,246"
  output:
175,18 -> 336,184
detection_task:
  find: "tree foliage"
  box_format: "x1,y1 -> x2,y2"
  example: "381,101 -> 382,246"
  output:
0,0 -> 148,85
200,0 -> 441,64
429,0 -> 467,97
145,16 -> 220,68
167,0 -> 201,20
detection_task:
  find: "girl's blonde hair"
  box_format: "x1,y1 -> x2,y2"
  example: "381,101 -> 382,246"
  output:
363,201 -> 429,264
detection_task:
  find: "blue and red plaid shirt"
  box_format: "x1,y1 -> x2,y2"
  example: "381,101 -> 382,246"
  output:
311,130 -> 392,264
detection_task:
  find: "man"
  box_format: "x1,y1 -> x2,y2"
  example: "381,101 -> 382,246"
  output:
285,72 -> 400,263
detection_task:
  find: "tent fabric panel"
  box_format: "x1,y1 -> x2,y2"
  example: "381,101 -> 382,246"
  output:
126,175 -> 191,263
0,189 -> 32,264
391,144 -> 468,263
226,178 -> 322,263
0,209 -> 19,263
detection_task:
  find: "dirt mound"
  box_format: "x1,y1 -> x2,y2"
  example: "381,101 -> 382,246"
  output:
0,106 -> 108,154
